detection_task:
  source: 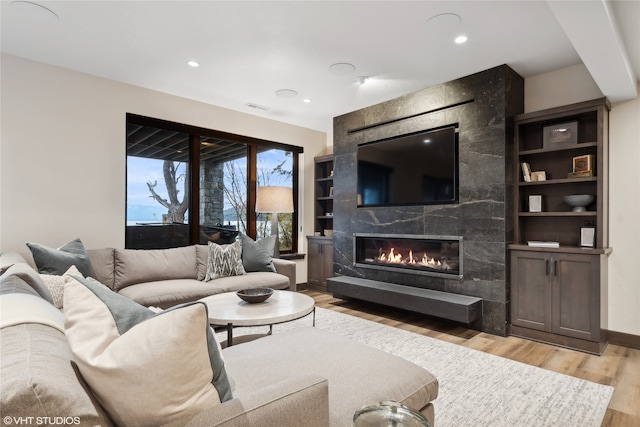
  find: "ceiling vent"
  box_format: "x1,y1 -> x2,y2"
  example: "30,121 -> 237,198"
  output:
245,103 -> 271,112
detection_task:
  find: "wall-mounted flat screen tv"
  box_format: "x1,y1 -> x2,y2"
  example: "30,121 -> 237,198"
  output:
357,125 -> 459,207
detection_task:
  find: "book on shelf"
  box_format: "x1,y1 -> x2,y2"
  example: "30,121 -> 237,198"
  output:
568,170 -> 593,178
521,162 -> 531,182
527,241 -> 560,248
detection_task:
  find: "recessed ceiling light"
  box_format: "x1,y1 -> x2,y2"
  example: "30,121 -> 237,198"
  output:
303,98 -> 312,103
424,13 -> 461,33
10,1 -> 58,24
187,60 -> 200,67
358,76 -> 369,85
329,63 -> 356,75
454,35 -> 468,44
275,89 -> 298,98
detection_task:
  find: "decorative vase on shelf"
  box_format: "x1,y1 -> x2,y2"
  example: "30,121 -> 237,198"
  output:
563,194 -> 595,212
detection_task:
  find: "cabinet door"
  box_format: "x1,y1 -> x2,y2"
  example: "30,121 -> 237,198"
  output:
552,253 -> 600,341
511,251 -> 552,332
321,241 -> 334,285
307,240 -> 323,287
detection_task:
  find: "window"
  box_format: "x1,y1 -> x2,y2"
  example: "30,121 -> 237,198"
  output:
125,114 -> 301,253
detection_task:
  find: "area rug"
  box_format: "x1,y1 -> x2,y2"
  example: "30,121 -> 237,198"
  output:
218,307 -> 614,427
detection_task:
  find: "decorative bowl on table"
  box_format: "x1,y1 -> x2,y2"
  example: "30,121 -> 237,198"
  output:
236,288 -> 274,303
563,194 -> 595,212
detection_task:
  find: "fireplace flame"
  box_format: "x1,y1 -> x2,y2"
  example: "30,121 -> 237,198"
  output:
375,247 -> 449,270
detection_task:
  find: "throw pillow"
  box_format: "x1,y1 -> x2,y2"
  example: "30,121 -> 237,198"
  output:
39,265 -> 83,309
26,238 -> 94,277
63,275 -> 233,427
240,234 -> 277,273
205,240 -> 246,281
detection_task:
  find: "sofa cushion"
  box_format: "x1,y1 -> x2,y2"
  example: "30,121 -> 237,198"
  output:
222,327 -> 439,426
40,265 -> 83,309
0,251 -> 28,274
0,275 -> 40,297
87,248 -> 116,290
0,292 -> 65,332
0,322 -> 113,427
114,245 -> 198,291
118,278 -> 226,309
241,234 -> 277,273
0,263 -> 54,304
26,238 -> 94,277
64,275 -> 233,427
213,272 -> 291,293
205,241 -> 246,281
196,244 -> 209,280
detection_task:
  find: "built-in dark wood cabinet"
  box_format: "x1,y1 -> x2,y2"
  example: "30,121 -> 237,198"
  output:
509,98 -> 610,354
306,236 -> 333,292
307,155 -> 334,292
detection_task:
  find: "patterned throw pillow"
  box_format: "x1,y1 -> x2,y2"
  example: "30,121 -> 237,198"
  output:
26,238 -> 94,277
39,265 -> 83,309
63,275 -> 233,427
205,240 -> 246,281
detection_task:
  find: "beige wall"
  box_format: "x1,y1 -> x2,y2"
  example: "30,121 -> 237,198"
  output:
2,55 -> 637,335
0,54 -> 328,283
525,64 -> 640,336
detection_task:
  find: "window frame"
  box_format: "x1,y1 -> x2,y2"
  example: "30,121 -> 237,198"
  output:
126,113 -> 302,253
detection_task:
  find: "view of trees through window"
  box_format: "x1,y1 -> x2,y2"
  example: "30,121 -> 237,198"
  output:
125,115 -> 300,252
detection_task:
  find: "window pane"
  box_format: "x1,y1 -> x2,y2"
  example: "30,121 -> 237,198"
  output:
257,147 -> 294,252
199,138 -> 246,245
126,124 -> 190,249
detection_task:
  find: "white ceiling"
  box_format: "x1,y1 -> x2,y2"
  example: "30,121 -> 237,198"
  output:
2,1 -> 638,133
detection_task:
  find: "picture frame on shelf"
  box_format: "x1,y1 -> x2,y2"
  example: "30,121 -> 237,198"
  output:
329,186 -> 334,197
573,154 -> 594,173
581,227 -> 596,247
543,121 -> 578,149
529,195 -> 542,212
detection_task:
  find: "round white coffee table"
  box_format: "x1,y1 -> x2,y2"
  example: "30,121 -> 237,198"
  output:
200,290 -> 315,346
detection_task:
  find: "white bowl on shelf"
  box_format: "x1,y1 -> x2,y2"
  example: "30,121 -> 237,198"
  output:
563,194 -> 595,212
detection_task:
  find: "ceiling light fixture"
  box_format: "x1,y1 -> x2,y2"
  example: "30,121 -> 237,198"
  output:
454,35 -> 468,44
275,89 -> 298,98
303,98 -> 312,103
187,60 -> 200,67
10,1 -> 59,24
358,76 -> 369,85
329,63 -> 356,75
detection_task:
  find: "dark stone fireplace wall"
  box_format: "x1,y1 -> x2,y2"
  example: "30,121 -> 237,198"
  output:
332,65 -> 524,336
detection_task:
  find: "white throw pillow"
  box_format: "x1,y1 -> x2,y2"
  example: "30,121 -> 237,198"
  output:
63,276 -> 233,427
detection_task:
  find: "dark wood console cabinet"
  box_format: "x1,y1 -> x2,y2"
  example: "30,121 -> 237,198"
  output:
509,98 -> 610,354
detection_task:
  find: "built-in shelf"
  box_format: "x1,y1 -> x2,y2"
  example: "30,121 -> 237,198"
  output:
510,97 -> 610,354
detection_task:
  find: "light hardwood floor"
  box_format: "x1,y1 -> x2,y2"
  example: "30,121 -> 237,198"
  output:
301,290 -> 640,427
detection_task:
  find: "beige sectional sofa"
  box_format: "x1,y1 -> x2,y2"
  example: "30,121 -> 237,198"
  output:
0,245 -> 439,427
8,244 -> 297,309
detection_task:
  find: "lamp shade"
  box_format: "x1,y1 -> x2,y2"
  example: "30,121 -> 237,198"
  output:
256,186 -> 294,213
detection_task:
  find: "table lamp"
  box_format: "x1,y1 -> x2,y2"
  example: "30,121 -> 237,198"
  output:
256,186 -> 294,256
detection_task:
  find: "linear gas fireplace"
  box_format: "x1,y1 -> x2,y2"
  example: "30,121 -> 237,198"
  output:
354,233 -> 463,279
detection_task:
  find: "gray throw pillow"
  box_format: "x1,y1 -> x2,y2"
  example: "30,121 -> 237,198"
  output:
241,234 -> 277,273
26,238 -> 94,277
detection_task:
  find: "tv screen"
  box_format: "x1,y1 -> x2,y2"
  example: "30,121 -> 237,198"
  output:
357,125 -> 458,207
